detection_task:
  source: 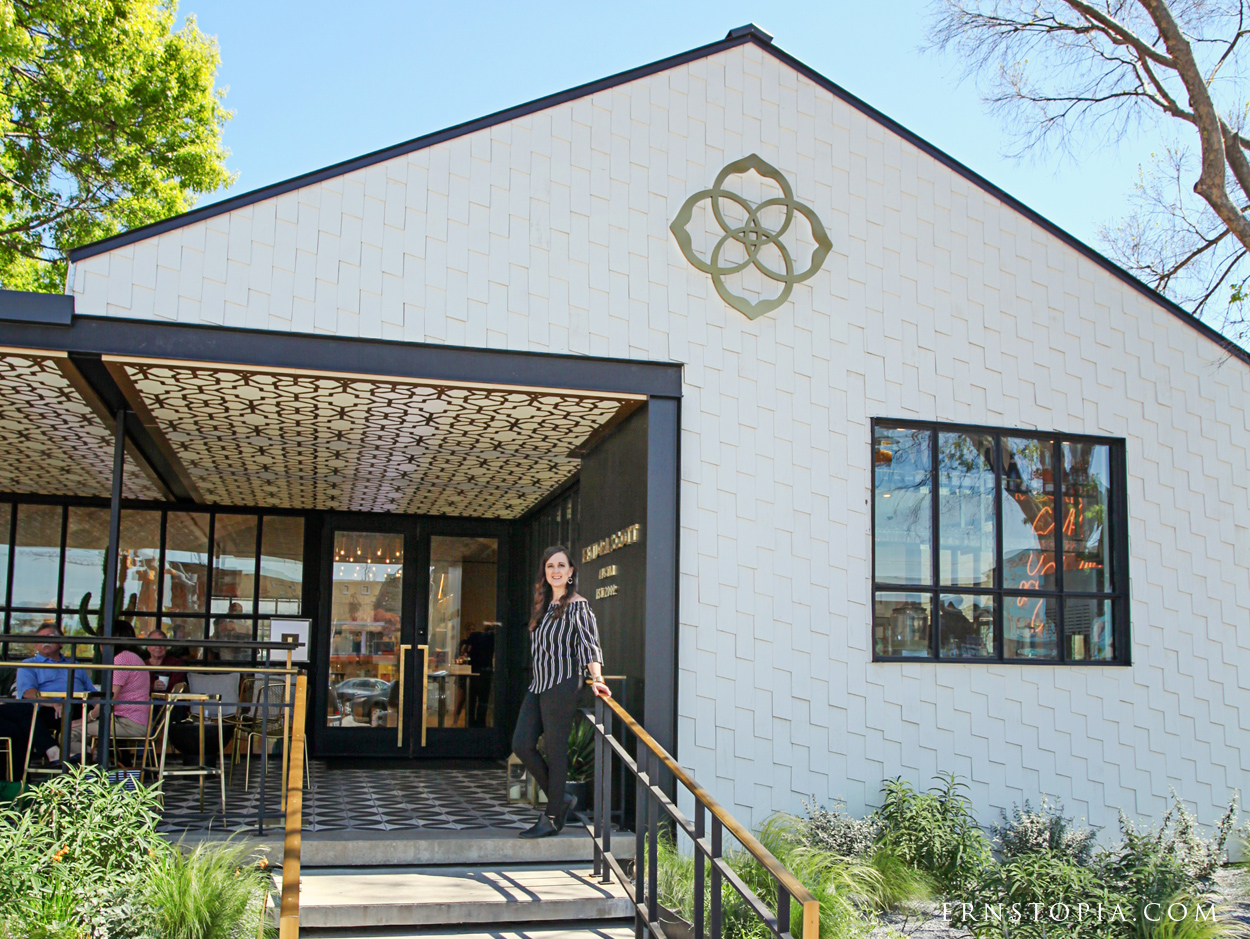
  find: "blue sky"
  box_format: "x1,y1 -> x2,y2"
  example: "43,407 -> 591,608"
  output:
179,1 -> 1156,284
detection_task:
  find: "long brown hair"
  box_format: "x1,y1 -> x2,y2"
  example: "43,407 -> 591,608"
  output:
529,545 -> 578,631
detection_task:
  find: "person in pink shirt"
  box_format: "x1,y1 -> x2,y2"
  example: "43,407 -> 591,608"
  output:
71,620 -> 150,756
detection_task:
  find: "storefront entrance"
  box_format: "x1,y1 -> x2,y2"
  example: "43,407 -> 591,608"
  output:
317,514 -> 510,760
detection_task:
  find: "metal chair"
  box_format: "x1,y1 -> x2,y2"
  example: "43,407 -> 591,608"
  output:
239,680 -> 286,789
0,736 -> 11,781
156,673 -> 238,814
22,691 -> 91,787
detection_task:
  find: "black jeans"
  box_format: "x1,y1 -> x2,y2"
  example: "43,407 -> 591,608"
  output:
511,674 -> 581,817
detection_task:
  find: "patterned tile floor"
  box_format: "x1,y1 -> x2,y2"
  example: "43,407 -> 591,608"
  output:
158,758 -> 543,833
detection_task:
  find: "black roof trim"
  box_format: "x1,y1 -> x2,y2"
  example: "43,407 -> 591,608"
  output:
67,29 -> 1249,366
0,288 -> 73,325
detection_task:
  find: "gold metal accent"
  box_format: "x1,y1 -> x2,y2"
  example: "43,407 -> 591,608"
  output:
279,672 -> 308,939
670,153 -> 832,320
418,644 -> 429,747
397,643 -> 411,747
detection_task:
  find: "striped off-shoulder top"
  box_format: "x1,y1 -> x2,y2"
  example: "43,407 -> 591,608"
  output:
529,597 -> 604,693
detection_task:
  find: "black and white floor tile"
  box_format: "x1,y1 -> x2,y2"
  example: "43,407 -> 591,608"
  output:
158,759 -> 543,833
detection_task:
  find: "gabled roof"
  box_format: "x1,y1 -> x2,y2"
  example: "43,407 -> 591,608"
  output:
67,24 -> 1249,366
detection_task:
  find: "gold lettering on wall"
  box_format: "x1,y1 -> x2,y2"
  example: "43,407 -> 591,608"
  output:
582,524 -> 642,563
598,564 -> 617,580
595,585 -> 619,600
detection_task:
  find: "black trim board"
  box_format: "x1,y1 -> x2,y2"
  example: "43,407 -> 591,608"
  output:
0,288 -> 72,325
0,315 -> 684,398
64,26 -> 1249,368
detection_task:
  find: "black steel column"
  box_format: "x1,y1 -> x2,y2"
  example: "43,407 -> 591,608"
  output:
96,409 -> 127,769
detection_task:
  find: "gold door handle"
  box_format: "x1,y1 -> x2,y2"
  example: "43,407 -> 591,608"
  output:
398,644 -> 411,747
418,645 -> 429,747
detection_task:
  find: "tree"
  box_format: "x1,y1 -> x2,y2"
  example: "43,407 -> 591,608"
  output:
0,0 -> 233,292
929,1 -> 1250,339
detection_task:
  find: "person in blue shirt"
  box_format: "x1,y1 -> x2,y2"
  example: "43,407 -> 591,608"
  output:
8,624 -> 97,764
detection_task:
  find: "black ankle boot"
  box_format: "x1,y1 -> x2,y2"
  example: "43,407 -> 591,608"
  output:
518,813 -> 559,839
552,792 -> 578,831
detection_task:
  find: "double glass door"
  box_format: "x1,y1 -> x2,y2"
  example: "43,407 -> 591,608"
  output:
319,517 -> 505,758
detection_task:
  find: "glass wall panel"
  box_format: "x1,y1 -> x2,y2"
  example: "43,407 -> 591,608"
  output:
1065,597 -> 1115,662
211,515 -> 257,614
1003,594 -> 1059,659
259,516 -> 304,616
1062,442 -> 1113,594
874,428 -> 932,585
873,592 -> 931,657
117,510 -> 161,613
938,433 -> 996,587
63,507 -> 109,622
938,594 -> 995,658
163,617 -> 208,660
164,512 -> 210,613
329,531 -> 403,730
428,536 -> 498,729
1000,438 -> 1058,593
11,504 -> 62,609
0,503 -> 11,607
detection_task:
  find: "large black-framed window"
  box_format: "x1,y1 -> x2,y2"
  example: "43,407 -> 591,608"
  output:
0,499 -> 305,662
871,420 -> 1129,664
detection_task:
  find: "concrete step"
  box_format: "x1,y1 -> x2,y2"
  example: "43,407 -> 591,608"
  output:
293,863 -> 633,930
183,821 -> 634,867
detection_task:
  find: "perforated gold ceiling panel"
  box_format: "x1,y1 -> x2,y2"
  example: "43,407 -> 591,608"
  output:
115,361 -> 637,517
0,352 -> 163,500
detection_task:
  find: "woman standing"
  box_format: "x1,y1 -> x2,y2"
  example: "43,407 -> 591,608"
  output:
512,545 -> 611,839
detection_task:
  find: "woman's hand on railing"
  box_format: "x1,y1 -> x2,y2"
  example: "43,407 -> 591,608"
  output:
590,679 -> 612,698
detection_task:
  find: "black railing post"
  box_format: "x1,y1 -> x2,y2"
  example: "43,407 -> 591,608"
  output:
777,879 -> 791,939
97,408 -> 127,772
694,800 -> 706,939
711,816 -> 722,939
593,703 -> 603,879
635,746 -> 647,939
258,680 -> 269,835
647,751 -> 658,926
602,703 -> 613,885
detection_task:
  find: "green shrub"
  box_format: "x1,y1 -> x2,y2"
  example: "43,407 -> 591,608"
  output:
994,798 -> 1098,866
872,772 -> 991,894
145,840 -> 274,939
798,798 -> 879,860
0,767 -> 272,939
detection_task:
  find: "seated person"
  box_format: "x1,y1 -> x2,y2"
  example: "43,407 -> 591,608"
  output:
70,621 -> 149,758
12,624 -> 97,765
145,628 -> 187,693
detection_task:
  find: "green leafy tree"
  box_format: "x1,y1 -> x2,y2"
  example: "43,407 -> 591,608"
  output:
0,0 -> 233,292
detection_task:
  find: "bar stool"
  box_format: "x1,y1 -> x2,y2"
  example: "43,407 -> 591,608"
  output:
22,691 -> 91,787
156,691 -> 227,813
0,736 -> 12,781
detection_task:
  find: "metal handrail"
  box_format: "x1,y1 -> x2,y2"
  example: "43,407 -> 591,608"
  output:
588,691 -> 819,939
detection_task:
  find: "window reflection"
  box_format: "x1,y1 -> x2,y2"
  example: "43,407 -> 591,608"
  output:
1062,443 -> 1113,593
212,515 -> 257,614
1001,438 -> 1057,592
1003,594 -> 1059,659
1064,598 -> 1114,661
938,594 -> 994,658
0,503 -> 9,606
117,510 -> 161,613
874,428 -> 932,585
12,504 -> 62,609
873,592 -> 931,657
63,507 -> 109,621
260,516 -> 303,616
164,512 -> 210,613
938,433 -> 996,587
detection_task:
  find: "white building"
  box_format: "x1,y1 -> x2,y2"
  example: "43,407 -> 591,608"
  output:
3,25 -> 1245,833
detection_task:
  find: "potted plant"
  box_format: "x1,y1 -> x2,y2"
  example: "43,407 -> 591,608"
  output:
563,717 -> 596,811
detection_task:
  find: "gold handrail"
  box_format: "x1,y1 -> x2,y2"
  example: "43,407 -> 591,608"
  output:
397,644 -> 411,747
418,645 -> 428,747
279,672 -> 307,939
598,692 -> 819,936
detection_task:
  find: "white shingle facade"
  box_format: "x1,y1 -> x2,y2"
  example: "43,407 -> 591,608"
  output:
69,40 -> 1250,832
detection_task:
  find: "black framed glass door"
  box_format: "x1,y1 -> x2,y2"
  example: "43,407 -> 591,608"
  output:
416,520 -> 510,758
319,515 -> 420,757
